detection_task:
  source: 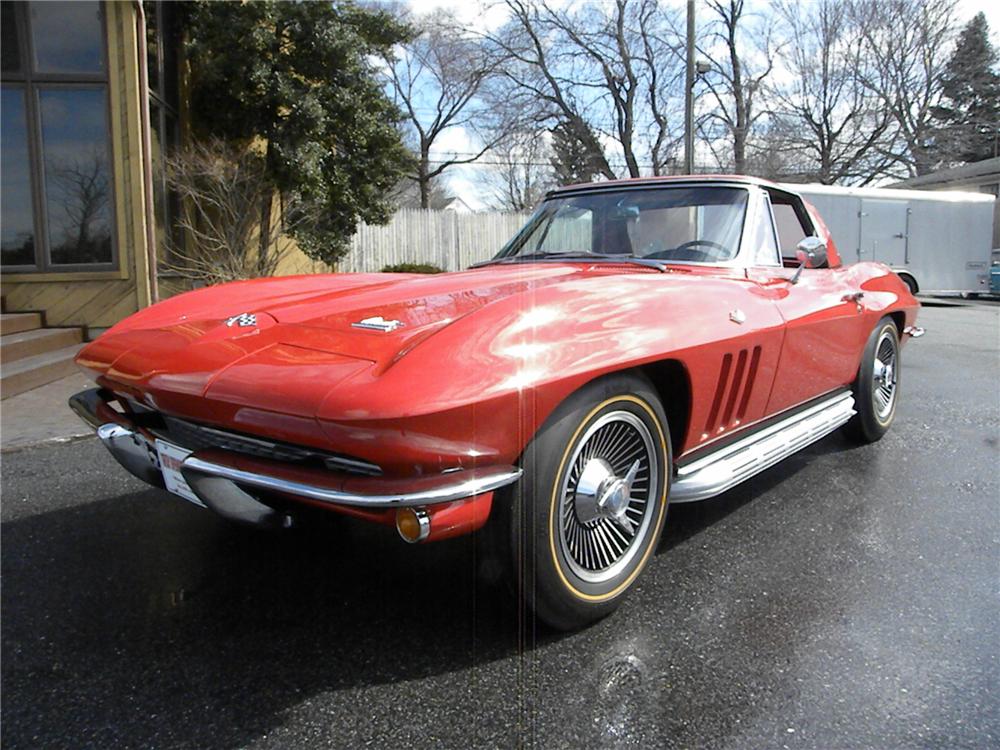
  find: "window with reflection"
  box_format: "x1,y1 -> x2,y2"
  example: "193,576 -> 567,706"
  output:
2,88 -> 36,265
0,0 -> 115,271
40,89 -> 113,264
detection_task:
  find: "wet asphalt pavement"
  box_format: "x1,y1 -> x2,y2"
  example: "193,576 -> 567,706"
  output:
2,301 -> 998,749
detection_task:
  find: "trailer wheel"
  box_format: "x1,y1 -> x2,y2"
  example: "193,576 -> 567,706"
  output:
898,273 -> 918,295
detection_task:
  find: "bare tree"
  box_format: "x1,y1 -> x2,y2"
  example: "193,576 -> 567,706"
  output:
384,8 -> 509,208
852,0 -> 955,177
768,0 -> 893,184
698,0 -> 776,174
479,128 -> 554,211
389,175 -> 455,210
164,140 -> 315,284
485,0 -> 686,179
51,152 -> 111,261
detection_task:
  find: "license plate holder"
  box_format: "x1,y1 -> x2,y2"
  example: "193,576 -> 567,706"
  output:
154,439 -> 205,508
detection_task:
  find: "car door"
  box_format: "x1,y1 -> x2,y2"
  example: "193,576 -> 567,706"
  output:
746,189 -> 871,416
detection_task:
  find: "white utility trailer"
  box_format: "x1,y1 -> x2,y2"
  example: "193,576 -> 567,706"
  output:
780,183 -> 996,295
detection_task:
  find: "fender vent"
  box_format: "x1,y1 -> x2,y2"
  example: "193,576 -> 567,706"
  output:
704,346 -> 762,436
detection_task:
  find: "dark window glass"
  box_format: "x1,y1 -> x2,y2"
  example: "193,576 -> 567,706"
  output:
39,88 -> 113,265
161,3 -> 178,105
1,87 -> 37,265
144,1 -> 159,92
30,1 -> 104,74
150,101 -> 166,233
1,2 -> 20,72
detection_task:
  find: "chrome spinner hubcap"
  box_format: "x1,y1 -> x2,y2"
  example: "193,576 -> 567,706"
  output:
574,457 -> 642,534
558,410 -> 659,584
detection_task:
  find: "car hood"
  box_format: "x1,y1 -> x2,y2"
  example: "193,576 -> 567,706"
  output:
93,265 -> 587,362
77,265 -> 622,420
76,262 -> 757,451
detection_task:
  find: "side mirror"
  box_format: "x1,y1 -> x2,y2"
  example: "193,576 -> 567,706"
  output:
795,236 -> 828,269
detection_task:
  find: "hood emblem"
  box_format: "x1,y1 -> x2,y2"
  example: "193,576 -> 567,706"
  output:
352,315 -> 403,332
729,309 -> 746,324
225,313 -> 257,328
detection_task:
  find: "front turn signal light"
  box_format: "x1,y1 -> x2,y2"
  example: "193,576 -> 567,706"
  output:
395,507 -> 430,543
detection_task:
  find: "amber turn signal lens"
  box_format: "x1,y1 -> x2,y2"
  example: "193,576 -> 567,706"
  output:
395,507 -> 430,543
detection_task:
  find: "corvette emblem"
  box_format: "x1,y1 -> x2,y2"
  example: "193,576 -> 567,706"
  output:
225,313 -> 257,328
352,315 -> 403,332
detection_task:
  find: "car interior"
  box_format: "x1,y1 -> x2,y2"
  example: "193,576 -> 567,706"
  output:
766,189 -> 823,268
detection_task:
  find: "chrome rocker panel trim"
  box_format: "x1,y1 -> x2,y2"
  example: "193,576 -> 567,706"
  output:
69,388 -> 522,523
671,389 -> 856,502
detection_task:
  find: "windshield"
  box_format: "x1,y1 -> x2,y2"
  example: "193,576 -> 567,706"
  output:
496,186 -> 749,264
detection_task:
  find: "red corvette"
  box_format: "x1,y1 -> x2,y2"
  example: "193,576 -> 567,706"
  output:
70,176 -> 922,629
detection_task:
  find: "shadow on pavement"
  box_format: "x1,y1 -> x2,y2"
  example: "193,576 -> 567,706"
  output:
1,432 -> 851,749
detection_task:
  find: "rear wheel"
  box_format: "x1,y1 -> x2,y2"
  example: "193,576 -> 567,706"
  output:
498,373 -> 671,631
844,317 -> 900,443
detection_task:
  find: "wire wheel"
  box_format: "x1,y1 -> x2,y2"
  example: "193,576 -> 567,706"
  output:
872,328 -> 899,420
557,410 -> 659,584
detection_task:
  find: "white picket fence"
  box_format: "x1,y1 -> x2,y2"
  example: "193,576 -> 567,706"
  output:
338,208 -> 533,273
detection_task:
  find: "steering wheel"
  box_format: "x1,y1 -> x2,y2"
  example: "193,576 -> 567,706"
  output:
646,239 -> 730,263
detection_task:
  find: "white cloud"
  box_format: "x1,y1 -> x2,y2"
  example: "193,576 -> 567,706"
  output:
402,0 -> 510,32
955,0 -> 1000,30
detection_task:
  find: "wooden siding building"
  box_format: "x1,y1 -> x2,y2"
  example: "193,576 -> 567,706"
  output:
1,1 -> 180,334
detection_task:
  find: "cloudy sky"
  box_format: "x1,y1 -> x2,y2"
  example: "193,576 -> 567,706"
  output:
389,0 -> 1000,207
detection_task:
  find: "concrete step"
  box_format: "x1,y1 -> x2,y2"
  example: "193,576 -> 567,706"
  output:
1,344 -> 84,400
1,327 -> 83,363
1,313 -> 43,336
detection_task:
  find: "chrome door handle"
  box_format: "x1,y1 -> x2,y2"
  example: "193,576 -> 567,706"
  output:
843,291 -> 865,311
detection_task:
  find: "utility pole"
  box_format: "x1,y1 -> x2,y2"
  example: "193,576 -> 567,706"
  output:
684,0 -> 695,174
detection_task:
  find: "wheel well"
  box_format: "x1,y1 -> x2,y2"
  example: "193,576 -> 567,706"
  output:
888,311 -> 905,337
636,359 -> 691,456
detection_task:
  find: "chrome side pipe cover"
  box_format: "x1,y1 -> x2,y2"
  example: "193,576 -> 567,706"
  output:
671,390 -> 856,502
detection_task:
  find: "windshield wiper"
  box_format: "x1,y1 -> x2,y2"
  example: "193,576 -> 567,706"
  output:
470,251 -> 667,272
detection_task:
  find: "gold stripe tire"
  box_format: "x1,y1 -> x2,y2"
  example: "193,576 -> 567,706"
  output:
496,371 -> 672,631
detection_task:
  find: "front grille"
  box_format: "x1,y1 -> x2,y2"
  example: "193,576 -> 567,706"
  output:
147,414 -> 381,476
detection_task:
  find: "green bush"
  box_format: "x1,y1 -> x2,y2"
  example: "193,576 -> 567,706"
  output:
380,263 -> 444,274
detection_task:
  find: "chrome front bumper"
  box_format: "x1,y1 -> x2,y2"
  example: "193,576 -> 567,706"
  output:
69,388 -> 521,527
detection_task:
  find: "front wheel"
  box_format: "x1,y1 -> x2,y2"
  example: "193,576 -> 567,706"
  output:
844,317 -> 901,444
498,373 -> 671,631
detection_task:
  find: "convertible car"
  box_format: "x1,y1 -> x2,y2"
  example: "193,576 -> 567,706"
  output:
70,176 -> 922,630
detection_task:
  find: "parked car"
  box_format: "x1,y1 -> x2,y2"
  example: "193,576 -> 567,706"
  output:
70,176 -> 922,630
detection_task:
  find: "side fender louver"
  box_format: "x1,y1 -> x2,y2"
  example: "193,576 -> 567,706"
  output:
703,346 -> 762,437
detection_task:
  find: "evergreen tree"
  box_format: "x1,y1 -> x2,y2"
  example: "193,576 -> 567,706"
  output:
185,1 -> 414,265
549,120 -> 608,186
933,12 -> 1000,164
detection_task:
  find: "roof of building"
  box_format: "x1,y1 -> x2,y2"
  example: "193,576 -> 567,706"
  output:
889,157 -> 1000,189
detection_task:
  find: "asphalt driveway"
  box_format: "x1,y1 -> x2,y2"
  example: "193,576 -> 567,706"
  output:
2,301 -> 997,749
